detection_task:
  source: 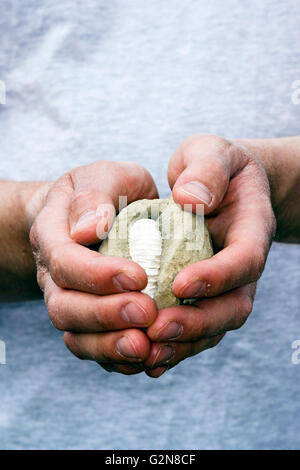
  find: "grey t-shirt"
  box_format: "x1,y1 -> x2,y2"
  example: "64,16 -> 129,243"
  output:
0,0 -> 299,449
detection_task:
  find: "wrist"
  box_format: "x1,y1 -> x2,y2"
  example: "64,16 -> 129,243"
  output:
0,180 -> 52,301
232,137 -> 300,242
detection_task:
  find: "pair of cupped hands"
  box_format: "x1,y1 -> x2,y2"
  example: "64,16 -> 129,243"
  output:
30,135 -> 276,378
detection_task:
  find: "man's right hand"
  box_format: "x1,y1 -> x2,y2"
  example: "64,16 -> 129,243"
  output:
29,161 -> 159,375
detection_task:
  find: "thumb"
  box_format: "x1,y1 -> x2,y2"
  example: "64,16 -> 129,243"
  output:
169,135 -> 234,215
70,191 -> 116,245
69,161 -> 159,245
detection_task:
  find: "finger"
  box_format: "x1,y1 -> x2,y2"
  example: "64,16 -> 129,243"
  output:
145,366 -> 168,379
168,135 -> 244,214
172,205 -> 271,298
147,284 -> 256,342
64,328 -> 151,363
167,135 -> 275,298
43,272 -> 158,332
71,201 -> 116,246
101,363 -> 145,375
145,334 -> 225,375
69,161 -> 159,245
31,186 -> 148,294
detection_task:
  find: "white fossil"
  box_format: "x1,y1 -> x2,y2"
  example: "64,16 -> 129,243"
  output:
129,218 -> 162,298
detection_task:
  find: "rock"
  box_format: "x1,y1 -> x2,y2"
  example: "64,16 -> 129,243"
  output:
99,198 -> 213,309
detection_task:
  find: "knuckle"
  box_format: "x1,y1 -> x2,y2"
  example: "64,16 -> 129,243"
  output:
36,266 -> 48,291
29,212 -> 50,266
46,292 -> 65,330
90,160 -> 113,172
182,134 -> 230,160
64,333 -> 84,360
242,295 -> 253,318
182,133 -> 227,151
122,162 -> 155,198
251,247 -> 266,280
121,161 -> 144,173
208,134 -> 230,147
207,134 -> 232,158
49,247 -> 61,279
56,172 -> 75,193
29,224 -> 38,250
29,211 -> 46,251
49,246 -> 67,287
181,135 -> 202,156
235,294 -> 253,328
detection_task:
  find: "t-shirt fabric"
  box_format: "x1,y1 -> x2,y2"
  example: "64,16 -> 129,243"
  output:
0,0 -> 299,449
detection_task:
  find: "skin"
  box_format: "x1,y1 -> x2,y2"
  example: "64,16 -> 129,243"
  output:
0,135 -> 300,378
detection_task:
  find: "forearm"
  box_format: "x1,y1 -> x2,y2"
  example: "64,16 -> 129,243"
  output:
0,180 -> 51,301
233,136 -> 300,243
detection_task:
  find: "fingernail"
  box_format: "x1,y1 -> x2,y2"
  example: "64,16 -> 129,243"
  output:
156,322 -> 183,341
179,181 -> 212,206
116,336 -> 139,359
122,302 -> 148,326
151,346 -> 174,367
180,280 -> 206,298
71,210 -> 96,235
113,273 -> 139,291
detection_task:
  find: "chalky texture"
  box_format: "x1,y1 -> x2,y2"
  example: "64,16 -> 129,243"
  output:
129,218 -> 162,298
